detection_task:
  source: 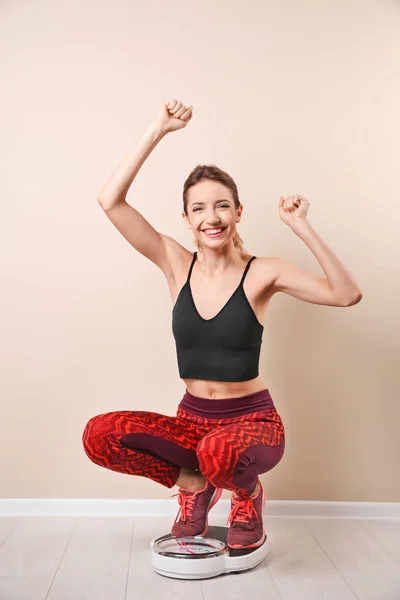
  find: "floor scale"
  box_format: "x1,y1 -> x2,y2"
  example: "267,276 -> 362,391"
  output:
150,525 -> 268,580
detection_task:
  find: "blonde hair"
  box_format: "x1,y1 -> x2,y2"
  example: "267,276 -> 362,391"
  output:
183,164 -> 248,254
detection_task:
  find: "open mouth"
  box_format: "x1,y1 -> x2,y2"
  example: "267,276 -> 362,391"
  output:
201,227 -> 227,238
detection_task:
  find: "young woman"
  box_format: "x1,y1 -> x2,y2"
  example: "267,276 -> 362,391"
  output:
82,99 -> 362,550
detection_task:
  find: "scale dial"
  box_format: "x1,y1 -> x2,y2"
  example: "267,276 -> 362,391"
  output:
153,536 -> 226,558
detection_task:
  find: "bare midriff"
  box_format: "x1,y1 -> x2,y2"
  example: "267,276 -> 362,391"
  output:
181,375 -> 268,399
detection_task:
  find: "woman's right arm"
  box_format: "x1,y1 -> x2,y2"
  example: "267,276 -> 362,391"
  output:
97,100 -> 192,273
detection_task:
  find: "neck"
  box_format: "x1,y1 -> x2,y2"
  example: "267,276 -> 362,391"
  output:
196,245 -> 243,276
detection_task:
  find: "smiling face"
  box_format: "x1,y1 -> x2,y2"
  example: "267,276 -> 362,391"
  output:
183,180 -> 243,248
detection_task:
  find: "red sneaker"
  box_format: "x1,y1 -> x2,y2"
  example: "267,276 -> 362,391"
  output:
226,478 -> 267,549
171,479 -> 223,538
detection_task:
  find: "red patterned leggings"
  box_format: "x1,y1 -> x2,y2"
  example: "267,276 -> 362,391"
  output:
82,388 -> 285,499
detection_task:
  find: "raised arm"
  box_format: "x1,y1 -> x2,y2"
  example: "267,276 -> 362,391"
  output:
97,100 -> 193,273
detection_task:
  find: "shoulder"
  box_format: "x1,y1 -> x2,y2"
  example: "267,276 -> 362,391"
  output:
244,254 -> 281,294
250,254 -> 280,274
253,256 -> 301,290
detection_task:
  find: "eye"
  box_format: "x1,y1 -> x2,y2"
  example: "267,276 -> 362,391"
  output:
193,204 -> 229,212
219,204 -> 229,208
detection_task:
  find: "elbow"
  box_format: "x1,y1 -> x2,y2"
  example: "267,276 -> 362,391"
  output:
343,291 -> 363,307
97,196 -> 126,210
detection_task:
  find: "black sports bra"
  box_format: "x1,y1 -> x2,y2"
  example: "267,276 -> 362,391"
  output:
172,252 -> 264,382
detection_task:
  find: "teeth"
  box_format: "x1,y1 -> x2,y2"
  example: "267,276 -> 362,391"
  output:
204,228 -> 224,234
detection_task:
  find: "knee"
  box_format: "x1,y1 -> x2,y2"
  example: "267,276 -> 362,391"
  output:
196,435 -> 212,458
196,436 -> 225,475
81,412 -> 114,461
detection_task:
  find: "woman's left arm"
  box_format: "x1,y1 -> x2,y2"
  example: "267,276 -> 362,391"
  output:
274,195 -> 363,306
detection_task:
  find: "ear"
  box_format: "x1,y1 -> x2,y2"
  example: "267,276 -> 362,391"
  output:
236,204 -> 243,222
182,212 -> 191,229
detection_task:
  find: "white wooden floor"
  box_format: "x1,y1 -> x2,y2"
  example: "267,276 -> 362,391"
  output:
0,514 -> 400,599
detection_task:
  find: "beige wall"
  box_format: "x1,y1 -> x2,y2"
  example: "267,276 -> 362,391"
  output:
1,0 -> 399,502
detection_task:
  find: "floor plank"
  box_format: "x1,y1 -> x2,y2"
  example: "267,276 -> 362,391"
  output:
46,516 -> 133,600
1,516 -> 400,599
0,516 -> 76,600
357,519 -> 400,564
304,518 -> 400,600
263,517 -> 358,600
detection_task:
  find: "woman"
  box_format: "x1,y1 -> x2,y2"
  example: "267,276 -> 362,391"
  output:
82,99 -> 362,550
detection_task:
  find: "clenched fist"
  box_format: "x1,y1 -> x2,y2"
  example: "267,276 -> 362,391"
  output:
155,99 -> 193,134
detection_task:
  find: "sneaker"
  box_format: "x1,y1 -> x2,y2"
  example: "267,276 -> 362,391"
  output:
170,479 -> 223,538
226,478 -> 267,549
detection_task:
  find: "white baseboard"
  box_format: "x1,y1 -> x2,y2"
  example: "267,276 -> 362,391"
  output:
1,499 -> 399,519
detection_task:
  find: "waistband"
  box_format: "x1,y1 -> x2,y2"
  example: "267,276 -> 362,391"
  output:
178,388 -> 276,419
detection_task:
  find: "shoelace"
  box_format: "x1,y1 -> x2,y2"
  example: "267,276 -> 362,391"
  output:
171,489 -> 198,523
226,496 -> 260,527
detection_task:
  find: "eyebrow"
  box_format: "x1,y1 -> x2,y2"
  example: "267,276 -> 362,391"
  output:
190,198 -> 231,207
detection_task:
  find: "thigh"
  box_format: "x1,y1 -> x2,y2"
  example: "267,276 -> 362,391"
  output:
83,410 -> 205,469
197,416 -> 285,474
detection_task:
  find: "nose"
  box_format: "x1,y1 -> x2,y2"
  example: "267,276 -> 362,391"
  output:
205,212 -> 222,224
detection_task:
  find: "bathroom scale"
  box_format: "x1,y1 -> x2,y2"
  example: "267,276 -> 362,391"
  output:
150,525 -> 268,579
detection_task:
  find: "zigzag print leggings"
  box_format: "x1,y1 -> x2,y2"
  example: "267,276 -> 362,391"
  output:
82,388 -> 285,499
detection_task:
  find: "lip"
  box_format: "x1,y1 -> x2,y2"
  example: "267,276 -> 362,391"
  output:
201,227 -> 227,239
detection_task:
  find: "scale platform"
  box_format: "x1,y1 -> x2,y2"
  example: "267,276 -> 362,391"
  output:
150,525 -> 268,580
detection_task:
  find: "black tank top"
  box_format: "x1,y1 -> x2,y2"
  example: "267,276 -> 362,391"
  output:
172,252 -> 264,382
